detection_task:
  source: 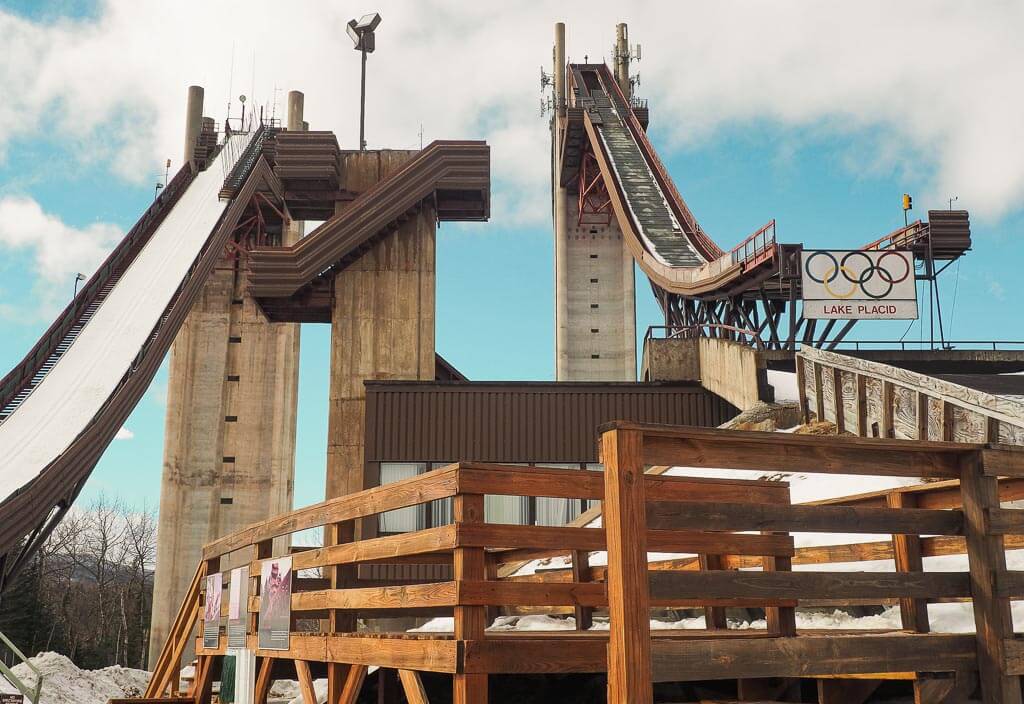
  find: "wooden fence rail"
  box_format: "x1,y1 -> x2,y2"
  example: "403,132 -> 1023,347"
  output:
145,424 -> 1024,704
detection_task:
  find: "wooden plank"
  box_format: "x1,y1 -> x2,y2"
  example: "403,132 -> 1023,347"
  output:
323,635 -> 457,673
645,474 -> 791,504
646,501 -> 964,535
817,678 -> 880,704
295,660 -> 316,704
814,361 -> 825,422
337,664 -> 367,704
602,427 -> 653,703
608,423 -> 969,478
650,633 -> 978,682
648,570 -> 972,601
796,355 -> 809,424
203,467 -> 460,559
887,492 -> 929,633
283,525 -> 456,571
882,380 -> 895,439
290,582 -> 459,611
960,452 -> 1022,704
989,509 -> 1024,537
913,673 -> 957,704
461,638 -> 608,674
255,657 -> 274,704
397,669 -> 430,704
328,520 -> 356,704
981,448 -> 1024,478
856,373 -> 868,437
457,465 -> 602,500
832,367 -> 846,433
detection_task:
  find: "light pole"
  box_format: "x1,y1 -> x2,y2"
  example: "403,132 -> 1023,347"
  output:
73,272 -> 86,298
347,13 -> 382,151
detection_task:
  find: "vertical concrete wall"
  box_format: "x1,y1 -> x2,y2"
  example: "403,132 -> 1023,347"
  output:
150,93 -> 303,663
325,151 -> 436,501
183,86 -> 204,165
553,23 -> 636,381
698,338 -> 769,411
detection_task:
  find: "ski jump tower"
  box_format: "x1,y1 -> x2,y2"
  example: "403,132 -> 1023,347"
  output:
552,23 -> 638,382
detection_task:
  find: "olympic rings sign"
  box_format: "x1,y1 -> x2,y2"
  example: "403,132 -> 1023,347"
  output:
801,249 -> 918,320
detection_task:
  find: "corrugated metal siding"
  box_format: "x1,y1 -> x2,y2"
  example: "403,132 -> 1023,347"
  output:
365,381 -> 736,464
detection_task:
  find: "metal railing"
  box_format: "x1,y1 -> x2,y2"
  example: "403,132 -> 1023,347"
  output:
645,323 -> 766,349
729,219 -> 776,266
826,339 -> 1024,352
0,629 -> 42,703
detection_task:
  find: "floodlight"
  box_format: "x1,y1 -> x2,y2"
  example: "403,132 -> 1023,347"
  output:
348,12 -> 383,150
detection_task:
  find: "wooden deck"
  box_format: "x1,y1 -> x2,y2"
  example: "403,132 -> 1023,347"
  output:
145,424 -> 1024,703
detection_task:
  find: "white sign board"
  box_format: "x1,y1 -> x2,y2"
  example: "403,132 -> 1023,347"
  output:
801,250 -> 918,320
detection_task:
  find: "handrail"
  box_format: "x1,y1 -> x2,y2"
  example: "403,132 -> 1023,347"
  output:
645,323 -> 765,349
594,65 -> 723,261
729,219 -> 776,266
0,628 -> 42,703
0,160 -> 196,413
861,219 -> 928,251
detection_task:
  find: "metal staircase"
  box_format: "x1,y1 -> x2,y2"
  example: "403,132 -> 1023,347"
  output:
589,88 -> 703,267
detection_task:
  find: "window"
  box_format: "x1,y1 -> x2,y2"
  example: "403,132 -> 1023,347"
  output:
534,464 -> 584,526
378,463 -> 427,533
591,354 -> 600,359
220,497 -> 234,505
590,278 -> 599,283
225,415 -> 238,422
226,375 -> 240,382
591,328 -> 599,333
585,463 -> 604,510
590,303 -> 599,309
228,336 -> 242,343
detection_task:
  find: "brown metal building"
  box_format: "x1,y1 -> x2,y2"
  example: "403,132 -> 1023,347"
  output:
363,380 -> 737,534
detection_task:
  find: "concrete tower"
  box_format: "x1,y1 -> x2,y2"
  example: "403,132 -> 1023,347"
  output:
553,23 -> 637,381
148,88 -> 302,666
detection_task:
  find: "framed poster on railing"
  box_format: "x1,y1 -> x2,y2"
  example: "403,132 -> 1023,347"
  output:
258,556 -> 292,650
227,566 -> 249,649
203,572 -> 223,649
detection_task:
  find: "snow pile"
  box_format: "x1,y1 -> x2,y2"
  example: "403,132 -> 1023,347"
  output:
271,677 -> 328,704
9,652 -> 149,704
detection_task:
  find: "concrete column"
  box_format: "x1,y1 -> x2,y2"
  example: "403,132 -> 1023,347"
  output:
183,85 -> 204,165
554,22 -> 566,114
326,151 -> 436,501
553,22 -> 636,381
553,22 -> 571,380
149,254 -> 300,667
615,24 -> 630,97
286,91 -> 304,131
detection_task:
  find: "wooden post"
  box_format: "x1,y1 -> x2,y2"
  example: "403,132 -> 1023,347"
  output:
882,380 -> 895,439
832,368 -> 846,433
295,660 -> 317,704
796,355 -> 809,424
961,452 -> 1022,704
813,362 -> 825,422
699,553 -> 728,630
338,665 -> 368,704
602,427 -> 653,703
398,670 -> 430,704
855,373 -> 868,437
453,493 -> 487,704
328,520 -> 356,704
886,492 -> 929,633
917,391 -> 929,440
254,657 -> 274,704
942,400 -> 955,442
571,549 -> 594,631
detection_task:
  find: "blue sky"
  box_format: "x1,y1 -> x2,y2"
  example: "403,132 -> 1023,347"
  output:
0,1 -> 1021,512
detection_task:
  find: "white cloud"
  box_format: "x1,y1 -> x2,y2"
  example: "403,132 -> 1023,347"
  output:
0,195 -> 123,316
115,426 -> 134,440
0,1 -> 1022,227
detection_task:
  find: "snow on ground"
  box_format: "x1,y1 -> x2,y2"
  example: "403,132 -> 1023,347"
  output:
9,652 -> 149,704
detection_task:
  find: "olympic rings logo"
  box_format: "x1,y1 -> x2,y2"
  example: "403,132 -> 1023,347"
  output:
803,251 -> 911,300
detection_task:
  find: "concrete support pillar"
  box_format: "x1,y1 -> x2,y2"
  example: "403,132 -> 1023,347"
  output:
183,85 -> 204,165
553,22 -> 636,381
149,209 -> 301,666
615,23 -> 630,97
287,91 -> 304,131
326,152 -> 435,501
554,22 -> 566,113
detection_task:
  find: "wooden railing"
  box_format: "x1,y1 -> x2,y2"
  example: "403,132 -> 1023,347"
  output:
148,425 -> 1024,704
798,345 -> 1024,445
